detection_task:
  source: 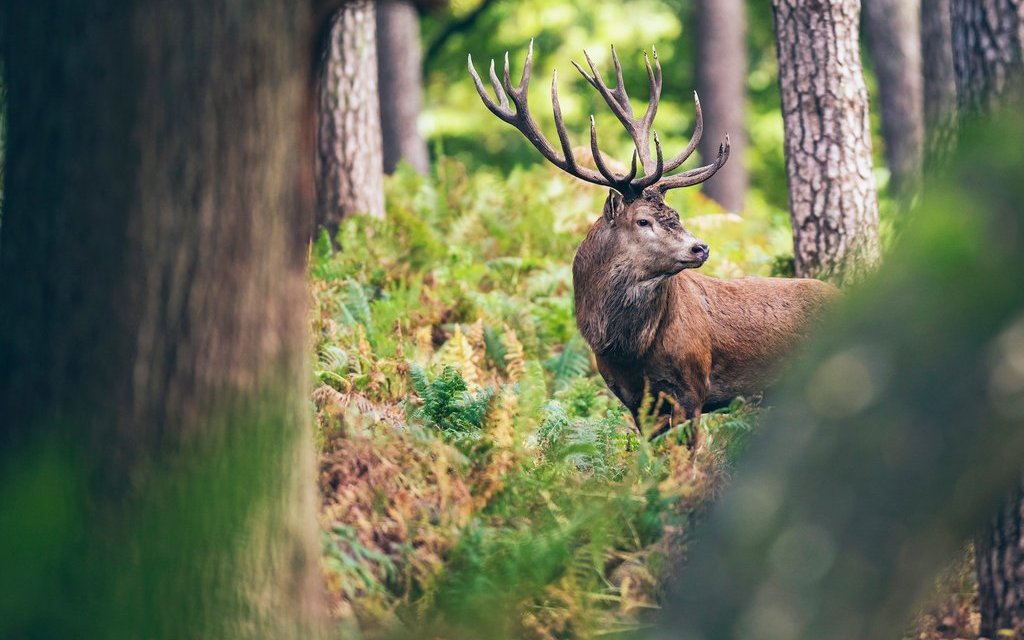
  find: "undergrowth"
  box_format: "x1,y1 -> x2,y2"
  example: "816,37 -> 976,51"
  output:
311,159 -> 782,639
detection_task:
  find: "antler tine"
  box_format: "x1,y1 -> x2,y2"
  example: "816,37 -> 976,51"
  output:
663,91 -> 704,173
590,116 -> 628,186
551,69 -> 578,172
468,54 -> 513,122
632,130 -> 665,190
609,45 -> 635,117
519,39 -> 534,91
639,48 -> 663,132
658,134 -> 731,192
573,50 -> 635,134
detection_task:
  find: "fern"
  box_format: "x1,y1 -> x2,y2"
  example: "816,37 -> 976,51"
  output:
409,365 -> 493,448
342,280 -> 372,328
543,335 -> 592,391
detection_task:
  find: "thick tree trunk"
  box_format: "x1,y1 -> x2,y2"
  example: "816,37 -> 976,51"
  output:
0,2 -> 322,637
921,0 -> 958,161
949,2 -> 1024,636
377,0 -> 430,175
951,0 -> 1024,115
862,0 -> 924,198
694,0 -> 749,212
977,475 -> 1024,636
771,0 -> 881,283
317,0 -> 386,234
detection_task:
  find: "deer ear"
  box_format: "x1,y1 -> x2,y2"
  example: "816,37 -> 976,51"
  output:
603,191 -> 625,222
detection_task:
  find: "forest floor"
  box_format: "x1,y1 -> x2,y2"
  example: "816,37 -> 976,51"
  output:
310,161 -> 980,639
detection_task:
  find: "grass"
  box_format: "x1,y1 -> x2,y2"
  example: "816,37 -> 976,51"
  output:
310,159 -> 791,639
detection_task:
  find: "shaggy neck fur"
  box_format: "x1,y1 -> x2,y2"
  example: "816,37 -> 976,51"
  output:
573,221 -> 674,360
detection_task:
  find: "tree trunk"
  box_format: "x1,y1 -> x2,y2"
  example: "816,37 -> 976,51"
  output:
771,0 -> 881,284
0,2 -> 322,637
694,0 -> 749,212
977,475 -> 1024,637
377,0 -> 430,175
949,2 -> 1024,636
921,0 -> 958,161
862,0 -> 924,199
951,0 -> 1024,116
317,0 -> 386,235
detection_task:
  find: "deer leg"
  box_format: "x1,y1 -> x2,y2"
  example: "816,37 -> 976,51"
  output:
687,408 -> 703,449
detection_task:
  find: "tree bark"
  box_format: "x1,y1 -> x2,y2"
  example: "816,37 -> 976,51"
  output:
977,475 -> 1024,636
951,0 -> 1024,116
317,0 -> 386,235
862,0 -> 924,199
377,0 -> 430,175
694,0 -> 749,212
949,2 -> 1024,636
0,2 -> 322,637
921,0 -> 958,161
771,0 -> 881,284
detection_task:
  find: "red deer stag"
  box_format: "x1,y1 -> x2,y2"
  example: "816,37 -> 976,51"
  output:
469,43 -> 837,445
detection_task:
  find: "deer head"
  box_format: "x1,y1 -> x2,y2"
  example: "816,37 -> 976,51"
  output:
468,42 -> 729,279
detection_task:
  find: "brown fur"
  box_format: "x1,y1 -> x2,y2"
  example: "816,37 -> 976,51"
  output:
574,189 -> 837,442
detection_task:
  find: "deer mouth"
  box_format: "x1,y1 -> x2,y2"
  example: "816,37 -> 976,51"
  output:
676,255 -> 709,269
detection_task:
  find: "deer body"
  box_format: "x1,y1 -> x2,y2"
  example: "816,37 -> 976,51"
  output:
574,213 -> 836,431
470,42 -> 837,442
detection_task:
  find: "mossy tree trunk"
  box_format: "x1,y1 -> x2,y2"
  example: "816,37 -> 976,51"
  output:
0,2 -> 323,637
377,0 -> 430,175
862,0 -> 924,199
771,0 -> 881,283
950,2 -> 1024,636
317,0 -> 386,238
694,0 -> 749,212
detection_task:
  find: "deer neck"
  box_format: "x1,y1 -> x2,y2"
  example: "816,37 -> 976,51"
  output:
575,255 -> 675,360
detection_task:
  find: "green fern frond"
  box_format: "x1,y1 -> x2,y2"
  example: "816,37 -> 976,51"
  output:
544,335 -> 592,391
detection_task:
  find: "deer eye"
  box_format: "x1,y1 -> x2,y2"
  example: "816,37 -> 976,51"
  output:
636,219 -> 651,227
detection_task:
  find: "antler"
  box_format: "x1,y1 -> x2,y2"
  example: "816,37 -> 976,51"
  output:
468,40 -> 635,192
468,42 -> 730,199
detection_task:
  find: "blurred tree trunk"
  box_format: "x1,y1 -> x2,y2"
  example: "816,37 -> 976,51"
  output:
977,474 -> 1024,636
771,0 -> 881,283
318,0 -> 386,237
921,0 -> 958,161
862,0 -> 924,198
951,0 -> 1024,115
377,0 -> 430,175
950,2 -> 1024,636
0,2 -> 322,637
694,0 -> 749,212
659,104 -> 1024,640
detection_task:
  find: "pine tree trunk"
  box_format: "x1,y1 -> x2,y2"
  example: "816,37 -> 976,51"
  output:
771,0 -> 881,283
694,0 -> 749,212
317,0 -> 386,234
977,475 -> 1024,637
0,2 -> 322,636
951,0 -> 1024,115
377,0 -> 430,175
862,0 -> 924,198
921,0 -> 958,161
949,2 -> 1024,636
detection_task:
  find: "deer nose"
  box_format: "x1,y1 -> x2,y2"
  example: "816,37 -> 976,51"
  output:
691,243 -> 709,259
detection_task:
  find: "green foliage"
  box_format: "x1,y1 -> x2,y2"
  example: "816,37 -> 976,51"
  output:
311,156 -> 785,638
409,364 -> 493,442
